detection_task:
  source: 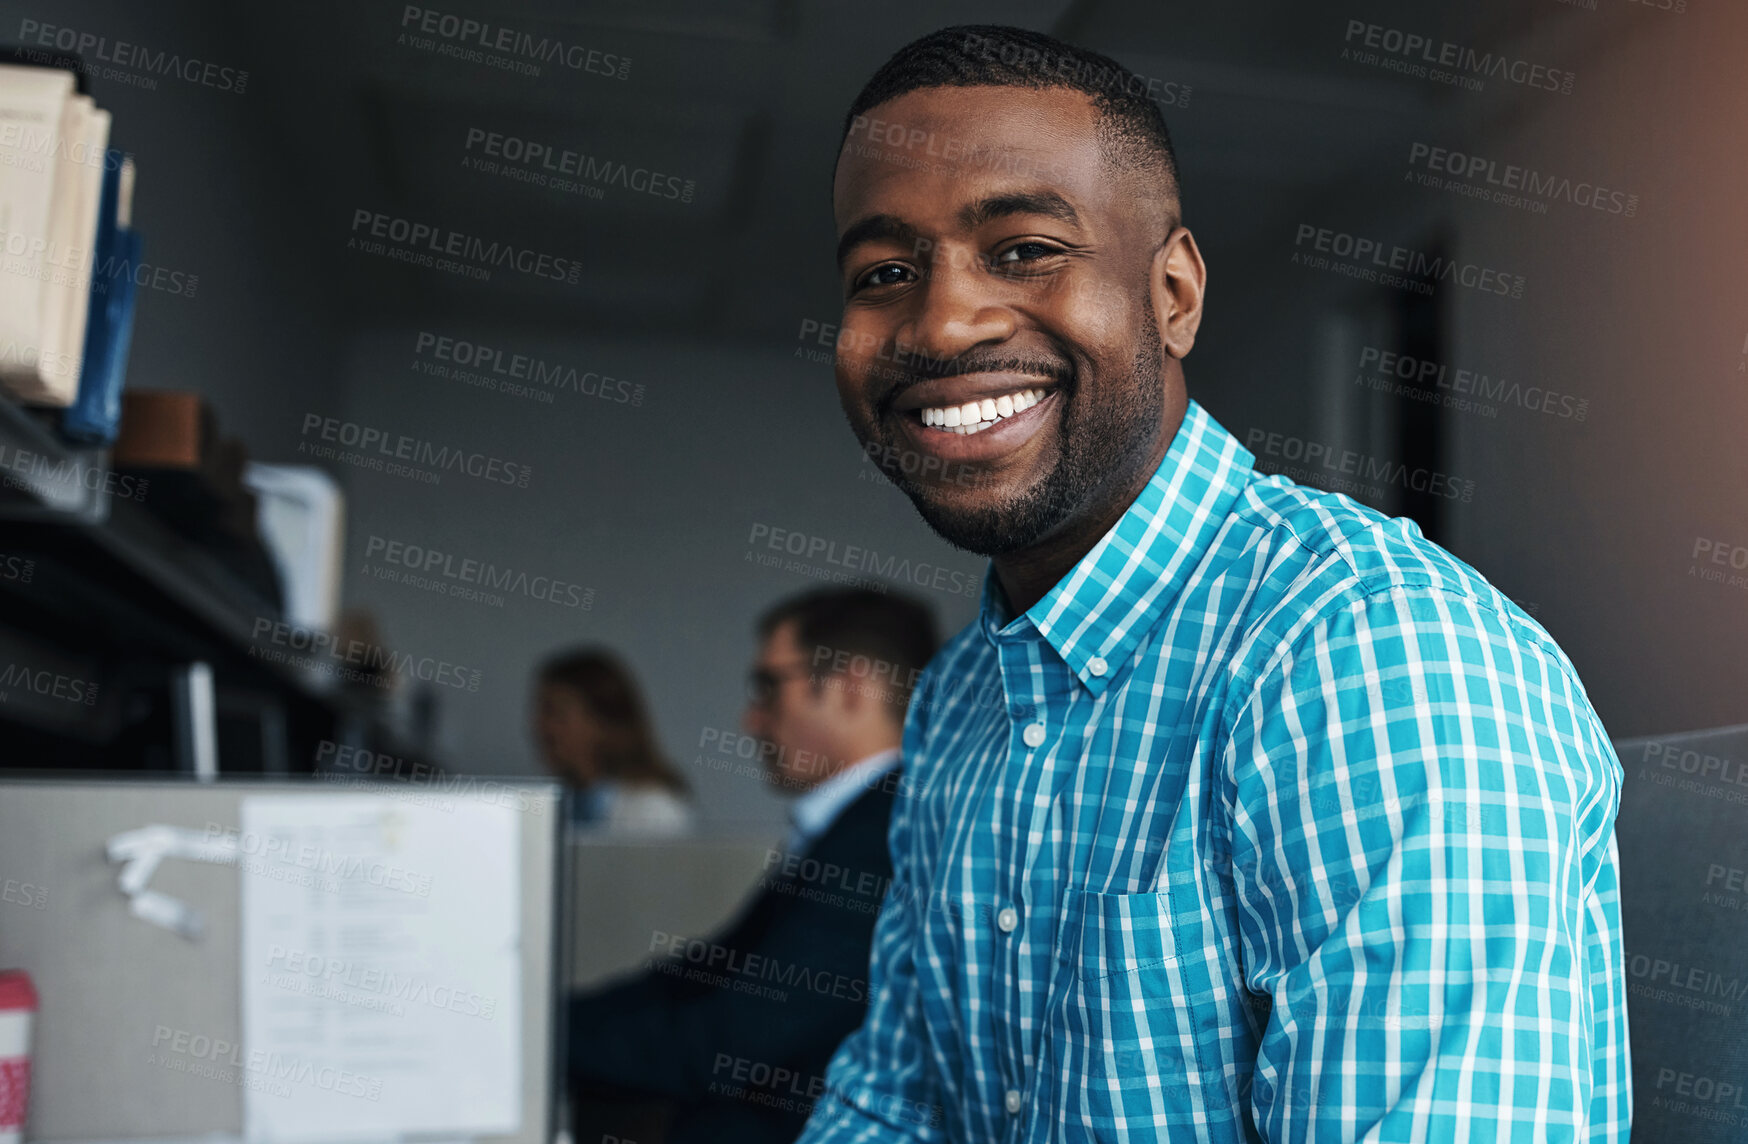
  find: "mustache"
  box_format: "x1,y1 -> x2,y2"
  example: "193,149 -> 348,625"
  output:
881,351 -> 1075,407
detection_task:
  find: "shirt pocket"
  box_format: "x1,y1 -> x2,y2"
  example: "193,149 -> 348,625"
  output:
1056,887 -> 1180,979
1044,888 -> 1222,1141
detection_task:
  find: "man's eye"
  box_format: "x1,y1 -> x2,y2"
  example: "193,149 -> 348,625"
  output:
993,242 -> 1056,266
856,263 -> 913,290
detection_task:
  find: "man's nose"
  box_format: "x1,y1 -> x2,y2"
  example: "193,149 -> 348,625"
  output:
901,251 -> 1017,367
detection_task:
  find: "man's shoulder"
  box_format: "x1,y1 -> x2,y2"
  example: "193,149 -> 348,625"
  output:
1233,474 -> 1489,601
815,774 -> 902,851
1218,474 -> 1573,690
607,786 -> 694,831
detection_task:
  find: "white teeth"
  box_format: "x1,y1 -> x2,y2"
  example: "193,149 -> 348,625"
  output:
917,387 -> 1052,431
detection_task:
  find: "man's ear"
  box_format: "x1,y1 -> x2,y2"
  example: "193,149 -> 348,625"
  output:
1150,226 -> 1206,360
812,670 -> 854,715
827,671 -> 863,716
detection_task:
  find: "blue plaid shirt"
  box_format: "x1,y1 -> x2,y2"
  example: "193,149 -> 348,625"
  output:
798,399 -> 1630,1143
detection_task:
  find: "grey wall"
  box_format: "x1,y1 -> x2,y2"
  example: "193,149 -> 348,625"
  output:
3,0 -> 347,450
1436,10 -> 1748,739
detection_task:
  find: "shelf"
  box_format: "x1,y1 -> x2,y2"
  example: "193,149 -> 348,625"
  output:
0,395 -> 109,521
0,396 -> 426,772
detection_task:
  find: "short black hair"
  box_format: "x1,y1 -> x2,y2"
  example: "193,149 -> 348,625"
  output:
838,24 -> 1183,222
757,587 -> 940,719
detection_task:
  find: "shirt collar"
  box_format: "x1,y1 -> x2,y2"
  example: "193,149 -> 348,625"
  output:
786,747 -> 901,845
977,398 -> 1256,696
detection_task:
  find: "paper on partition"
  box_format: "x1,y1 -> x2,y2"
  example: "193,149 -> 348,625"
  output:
238,793 -> 522,1143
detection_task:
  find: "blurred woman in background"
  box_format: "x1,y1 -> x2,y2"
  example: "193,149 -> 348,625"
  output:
532,648 -> 694,836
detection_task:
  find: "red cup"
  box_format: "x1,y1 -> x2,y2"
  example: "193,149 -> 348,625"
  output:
0,970 -> 36,1144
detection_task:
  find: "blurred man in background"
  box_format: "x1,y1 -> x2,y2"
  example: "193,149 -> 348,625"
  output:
568,586 -> 938,1144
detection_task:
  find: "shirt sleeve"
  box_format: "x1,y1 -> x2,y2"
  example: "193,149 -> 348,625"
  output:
1221,584 -> 1630,1143
797,677 -> 949,1143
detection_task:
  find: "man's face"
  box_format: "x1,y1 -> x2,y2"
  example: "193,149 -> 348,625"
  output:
740,620 -> 837,794
832,85 -> 1173,556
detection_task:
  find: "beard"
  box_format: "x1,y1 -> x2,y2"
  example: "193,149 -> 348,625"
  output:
878,318 -> 1166,558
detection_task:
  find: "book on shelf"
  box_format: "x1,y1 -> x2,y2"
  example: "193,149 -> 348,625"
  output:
0,57 -> 138,433
62,152 -> 137,443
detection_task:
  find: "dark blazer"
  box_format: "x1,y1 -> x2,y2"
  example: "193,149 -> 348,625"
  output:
568,771 -> 901,1144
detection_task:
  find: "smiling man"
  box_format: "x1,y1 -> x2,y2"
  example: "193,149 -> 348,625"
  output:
797,24 -> 1630,1144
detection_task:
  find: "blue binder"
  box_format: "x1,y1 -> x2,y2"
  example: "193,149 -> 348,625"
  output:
62,150 -> 138,445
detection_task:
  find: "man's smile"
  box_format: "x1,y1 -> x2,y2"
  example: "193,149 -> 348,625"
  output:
915,386 -> 1051,433
887,374 -> 1062,461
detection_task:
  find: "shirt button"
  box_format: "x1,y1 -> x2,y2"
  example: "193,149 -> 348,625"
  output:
997,906 -> 1018,933
1005,1088 -> 1022,1114
1087,656 -> 1107,677
1022,722 -> 1046,748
